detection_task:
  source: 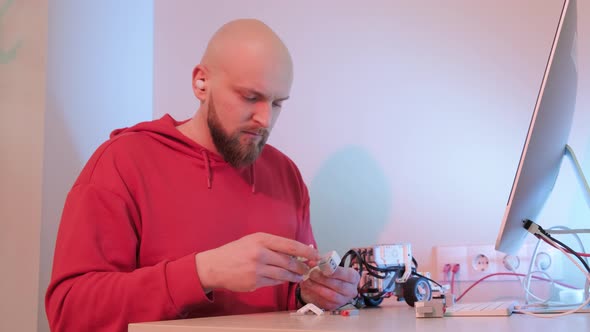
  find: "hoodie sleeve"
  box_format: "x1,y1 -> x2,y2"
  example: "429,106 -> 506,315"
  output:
45,184 -> 212,331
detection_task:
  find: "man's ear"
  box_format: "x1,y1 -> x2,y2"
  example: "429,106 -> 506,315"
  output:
192,65 -> 208,100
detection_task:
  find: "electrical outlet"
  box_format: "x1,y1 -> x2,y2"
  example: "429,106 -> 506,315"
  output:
467,245 -> 497,278
434,245 -> 502,282
494,250 -> 530,280
494,244 -> 564,281
434,243 -> 563,282
472,254 -> 490,272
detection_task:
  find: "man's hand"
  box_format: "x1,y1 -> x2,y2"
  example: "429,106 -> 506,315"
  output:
195,232 -> 320,292
299,266 -> 360,310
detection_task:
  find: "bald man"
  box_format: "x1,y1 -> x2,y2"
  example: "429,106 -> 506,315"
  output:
46,19 -> 359,332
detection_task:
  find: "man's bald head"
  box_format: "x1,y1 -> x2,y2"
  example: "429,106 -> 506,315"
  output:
199,19 -> 293,92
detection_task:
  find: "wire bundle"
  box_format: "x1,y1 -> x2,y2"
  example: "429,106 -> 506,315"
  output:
340,248 -> 442,304
521,219 -> 590,317
453,220 -> 590,318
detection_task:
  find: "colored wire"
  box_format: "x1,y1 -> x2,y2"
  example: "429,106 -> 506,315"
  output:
451,264 -> 461,295
534,234 -> 590,274
517,233 -> 590,318
525,225 -> 588,304
411,271 -> 443,288
524,219 -> 590,274
455,272 -> 579,302
340,248 -> 443,303
536,235 -> 590,257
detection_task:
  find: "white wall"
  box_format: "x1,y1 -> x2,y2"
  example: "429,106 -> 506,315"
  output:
0,1 -> 47,331
38,1 -> 154,331
3,2 -> 587,330
154,0 -> 590,294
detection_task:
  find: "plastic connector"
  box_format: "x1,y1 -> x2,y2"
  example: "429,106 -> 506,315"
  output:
451,263 -> 460,273
330,308 -> 360,316
292,303 -> 324,316
303,250 -> 341,281
442,263 -> 452,282
443,263 -> 451,273
523,219 -> 541,235
317,250 -> 341,276
296,244 -> 316,262
415,295 -> 445,318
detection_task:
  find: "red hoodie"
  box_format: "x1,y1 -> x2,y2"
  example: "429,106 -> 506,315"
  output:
46,114 -> 317,331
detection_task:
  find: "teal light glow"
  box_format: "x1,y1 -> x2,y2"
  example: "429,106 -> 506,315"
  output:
0,0 -> 22,64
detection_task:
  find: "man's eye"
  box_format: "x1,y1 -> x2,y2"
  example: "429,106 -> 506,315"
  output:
272,102 -> 283,108
244,95 -> 258,102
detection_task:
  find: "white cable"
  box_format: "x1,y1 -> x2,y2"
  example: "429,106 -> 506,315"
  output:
547,229 -> 590,234
548,226 -> 588,264
524,237 -> 549,304
507,255 -> 553,304
524,270 -> 554,303
517,233 -> 590,318
524,225 -> 588,304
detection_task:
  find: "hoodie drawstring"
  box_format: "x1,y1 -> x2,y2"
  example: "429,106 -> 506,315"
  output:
250,164 -> 256,193
202,149 -> 256,193
202,151 -> 212,189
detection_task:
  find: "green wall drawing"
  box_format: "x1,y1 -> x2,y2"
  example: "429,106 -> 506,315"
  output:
0,0 -> 22,65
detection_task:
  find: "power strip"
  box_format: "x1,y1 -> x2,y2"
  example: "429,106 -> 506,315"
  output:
433,243 -> 564,282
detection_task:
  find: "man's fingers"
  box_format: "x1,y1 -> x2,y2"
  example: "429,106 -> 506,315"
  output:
309,276 -> 358,299
327,267 -> 361,283
255,233 -> 319,261
301,279 -> 349,309
306,268 -> 359,299
309,266 -> 359,284
263,249 -> 311,275
260,265 -> 304,283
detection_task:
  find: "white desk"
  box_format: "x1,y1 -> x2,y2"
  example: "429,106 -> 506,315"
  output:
129,302 -> 590,332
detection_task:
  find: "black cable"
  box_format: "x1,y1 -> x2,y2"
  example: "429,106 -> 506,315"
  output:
340,249 -> 364,277
341,249 -> 441,287
412,271 -> 443,288
340,249 -> 394,279
529,220 -> 590,274
341,250 -> 374,303
342,248 -> 445,304
541,234 -> 590,274
360,274 -> 397,301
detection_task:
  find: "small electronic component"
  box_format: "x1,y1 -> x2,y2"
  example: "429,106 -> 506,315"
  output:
302,250 -> 341,280
338,309 -> 359,316
317,250 -> 341,276
291,303 -> 324,316
330,308 -> 360,316
341,243 -> 439,308
415,295 -> 446,318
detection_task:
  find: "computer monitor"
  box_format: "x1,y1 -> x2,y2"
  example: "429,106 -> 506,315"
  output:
495,0 -> 578,255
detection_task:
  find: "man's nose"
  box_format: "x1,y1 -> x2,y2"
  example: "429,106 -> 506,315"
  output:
252,102 -> 272,128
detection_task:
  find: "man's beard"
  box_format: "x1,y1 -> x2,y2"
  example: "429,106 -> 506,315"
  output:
207,95 -> 269,168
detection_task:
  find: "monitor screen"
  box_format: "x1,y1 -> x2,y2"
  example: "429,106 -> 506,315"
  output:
495,0 -> 578,255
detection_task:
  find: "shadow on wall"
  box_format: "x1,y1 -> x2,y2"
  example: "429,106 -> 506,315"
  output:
310,146 -> 392,256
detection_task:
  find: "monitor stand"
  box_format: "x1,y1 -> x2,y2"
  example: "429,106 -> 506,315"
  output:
545,145 -> 590,236
530,144 -> 590,314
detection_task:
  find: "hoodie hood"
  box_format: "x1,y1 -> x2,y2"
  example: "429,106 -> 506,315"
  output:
110,114 -> 257,192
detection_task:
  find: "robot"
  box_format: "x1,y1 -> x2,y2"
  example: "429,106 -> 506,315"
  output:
340,243 -> 435,307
